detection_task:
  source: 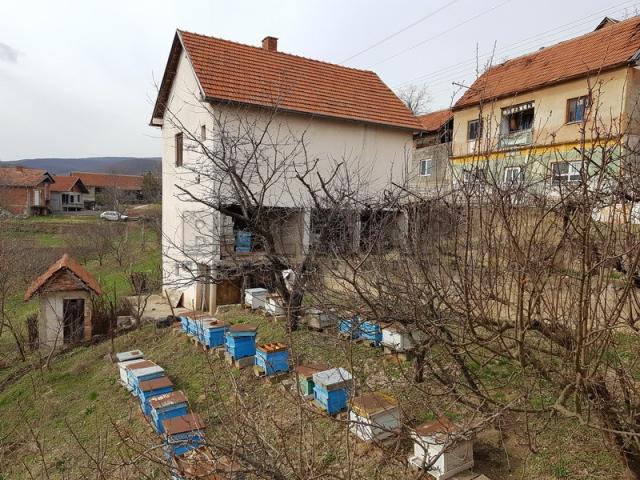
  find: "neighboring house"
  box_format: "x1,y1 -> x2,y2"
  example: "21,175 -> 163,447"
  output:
50,176 -> 89,212
69,172 -> 144,208
0,166 -> 54,216
412,109 -> 453,194
151,30 -> 419,312
450,16 -> 640,190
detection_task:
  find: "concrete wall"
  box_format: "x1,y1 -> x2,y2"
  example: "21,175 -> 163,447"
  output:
38,290 -> 92,349
159,48 -> 414,308
411,142 -> 451,194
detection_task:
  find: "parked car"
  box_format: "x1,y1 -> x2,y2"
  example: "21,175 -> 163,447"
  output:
100,211 -> 128,221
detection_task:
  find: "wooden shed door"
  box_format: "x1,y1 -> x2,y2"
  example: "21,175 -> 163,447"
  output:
216,278 -> 241,305
63,299 -> 85,343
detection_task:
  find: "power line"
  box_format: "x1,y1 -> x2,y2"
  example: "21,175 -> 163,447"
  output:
395,0 -> 638,89
368,0 -> 513,68
340,0 -> 461,64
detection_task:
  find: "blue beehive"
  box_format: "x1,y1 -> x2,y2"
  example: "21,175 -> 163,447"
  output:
163,413 -> 206,457
200,320 -> 228,348
358,320 -> 382,346
149,391 -> 189,433
235,231 -> 252,253
255,343 -> 289,376
128,364 -> 165,396
339,314 -> 362,339
180,316 -> 189,333
138,376 -> 173,416
225,324 -> 257,359
313,367 -> 353,415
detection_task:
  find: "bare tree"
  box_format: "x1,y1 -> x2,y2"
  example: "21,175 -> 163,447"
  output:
396,83 -> 432,115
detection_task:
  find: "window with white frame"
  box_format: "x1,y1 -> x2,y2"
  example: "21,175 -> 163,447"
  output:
201,124 -> 207,141
420,158 -> 433,176
504,166 -> 523,185
462,167 -> 486,185
552,161 -> 582,185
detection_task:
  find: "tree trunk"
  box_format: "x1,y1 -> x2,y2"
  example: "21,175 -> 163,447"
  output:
413,349 -> 425,383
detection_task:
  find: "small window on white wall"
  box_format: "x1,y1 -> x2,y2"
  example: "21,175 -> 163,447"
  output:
420,159 -> 433,176
201,125 -> 206,141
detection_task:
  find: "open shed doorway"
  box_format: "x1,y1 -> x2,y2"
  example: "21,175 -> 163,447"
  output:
63,298 -> 85,344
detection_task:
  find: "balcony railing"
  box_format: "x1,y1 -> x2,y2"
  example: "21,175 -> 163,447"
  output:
498,129 -> 533,149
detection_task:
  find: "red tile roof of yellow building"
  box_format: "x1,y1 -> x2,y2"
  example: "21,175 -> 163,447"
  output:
152,31 -> 421,130
25,253 -> 103,300
455,16 -> 640,109
416,109 -> 453,132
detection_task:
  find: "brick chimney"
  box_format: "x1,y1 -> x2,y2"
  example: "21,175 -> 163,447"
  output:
262,36 -> 278,52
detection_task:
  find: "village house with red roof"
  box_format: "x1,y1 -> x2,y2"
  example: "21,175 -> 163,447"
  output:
50,176 -> 89,212
449,16 -> 640,191
0,166 -> 54,216
151,31 -> 420,312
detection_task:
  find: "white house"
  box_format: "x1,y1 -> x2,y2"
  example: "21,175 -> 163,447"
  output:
150,30 -> 419,312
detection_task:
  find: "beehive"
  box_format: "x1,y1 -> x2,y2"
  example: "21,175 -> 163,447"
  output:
149,391 -> 189,434
163,413 -> 206,457
138,376 -> 174,416
244,287 -> 268,309
128,364 -> 165,396
312,367 -> 353,415
349,392 -> 400,442
305,308 -> 338,330
199,319 -> 229,349
264,294 -> 285,316
408,417 -> 474,480
381,324 -> 423,352
225,324 -> 257,360
295,363 -> 330,398
117,352 -> 145,390
124,360 -> 158,395
255,343 -> 289,376
115,350 -> 144,362
339,315 -> 381,345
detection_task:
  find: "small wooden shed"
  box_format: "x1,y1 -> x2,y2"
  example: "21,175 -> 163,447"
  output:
25,253 -> 102,349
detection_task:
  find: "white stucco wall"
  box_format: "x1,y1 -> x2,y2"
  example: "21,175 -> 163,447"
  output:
158,48 -> 414,307
38,290 -> 91,349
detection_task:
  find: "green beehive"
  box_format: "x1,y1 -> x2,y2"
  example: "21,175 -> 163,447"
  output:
296,363 -> 330,398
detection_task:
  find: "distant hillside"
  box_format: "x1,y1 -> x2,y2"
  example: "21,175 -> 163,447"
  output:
1,157 -> 161,175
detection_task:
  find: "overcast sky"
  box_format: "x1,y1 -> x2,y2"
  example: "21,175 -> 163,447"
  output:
0,0 -> 633,161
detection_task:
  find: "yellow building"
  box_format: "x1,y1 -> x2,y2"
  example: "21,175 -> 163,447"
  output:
449,16 -> 640,188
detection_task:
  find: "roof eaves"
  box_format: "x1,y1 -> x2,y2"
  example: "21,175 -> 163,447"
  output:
452,61 -> 633,111
204,96 -> 421,131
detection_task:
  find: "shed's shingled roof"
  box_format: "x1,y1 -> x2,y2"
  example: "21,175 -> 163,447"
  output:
0,167 -> 53,187
25,254 -> 103,300
152,30 -> 421,130
455,15 -> 640,109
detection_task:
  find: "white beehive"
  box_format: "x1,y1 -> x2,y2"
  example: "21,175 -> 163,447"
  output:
118,359 -> 145,389
381,324 -> 422,352
408,417 -> 474,480
244,288 -> 268,309
115,350 -> 144,362
349,392 -> 400,442
265,294 -> 285,316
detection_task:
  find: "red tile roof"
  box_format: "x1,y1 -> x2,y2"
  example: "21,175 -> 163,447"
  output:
416,109 -> 453,132
455,16 -> 640,109
25,253 -> 103,300
50,176 -> 89,193
0,167 -> 53,187
70,172 -> 143,191
152,31 -> 421,130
